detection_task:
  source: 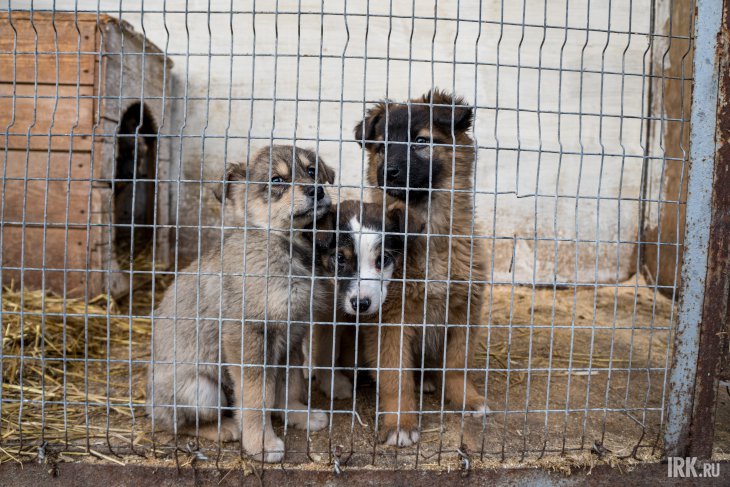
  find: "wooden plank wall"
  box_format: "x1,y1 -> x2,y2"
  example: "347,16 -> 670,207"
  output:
0,12 -> 103,296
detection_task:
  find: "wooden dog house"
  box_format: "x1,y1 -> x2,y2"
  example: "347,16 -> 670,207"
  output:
0,12 -> 172,298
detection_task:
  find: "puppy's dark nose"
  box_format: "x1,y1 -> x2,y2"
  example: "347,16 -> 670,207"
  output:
350,296 -> 371,313
306,185 -> 325,200
385,166 -> 400,182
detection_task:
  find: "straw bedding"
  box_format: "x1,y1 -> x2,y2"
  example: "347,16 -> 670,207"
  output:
0,266 -> 675,468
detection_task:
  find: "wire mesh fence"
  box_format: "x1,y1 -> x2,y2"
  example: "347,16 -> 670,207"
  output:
0,0 -> 713,473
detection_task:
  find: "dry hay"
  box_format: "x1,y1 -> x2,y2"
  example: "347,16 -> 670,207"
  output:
2,288 -> 138,413
473,280 -> 674,381
0,247 -> 168,462
0,265 -> 676,467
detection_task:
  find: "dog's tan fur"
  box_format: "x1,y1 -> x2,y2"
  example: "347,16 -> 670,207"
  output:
147,145 -> 334,462
355,90 -> 489,445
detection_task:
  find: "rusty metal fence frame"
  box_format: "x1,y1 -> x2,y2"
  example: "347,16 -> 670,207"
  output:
664,0 -> 730,461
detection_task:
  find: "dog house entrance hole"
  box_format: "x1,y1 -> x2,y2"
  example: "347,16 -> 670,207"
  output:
114,102 -> 157,260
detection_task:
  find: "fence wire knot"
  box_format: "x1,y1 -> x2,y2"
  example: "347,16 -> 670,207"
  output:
457,447 -> 471,477
186,440 -> 209,462
36,440 -> 48,464
333,445 -> 343,475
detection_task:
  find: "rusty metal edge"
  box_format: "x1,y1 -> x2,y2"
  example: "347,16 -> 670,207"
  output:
665,0 -> 724,457
2,461 -> 729,487
687,0 -> 730,459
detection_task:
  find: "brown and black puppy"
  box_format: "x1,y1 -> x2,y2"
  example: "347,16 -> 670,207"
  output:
147,145 -> 335,462
309,200 -> 423,409
353,90 -> 489,446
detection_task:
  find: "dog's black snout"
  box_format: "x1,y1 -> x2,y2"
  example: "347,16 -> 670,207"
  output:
385,166 -> 401,181
306,185 -> 325,199
350,296 -> 371,313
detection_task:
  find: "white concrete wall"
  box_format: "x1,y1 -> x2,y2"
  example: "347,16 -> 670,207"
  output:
29,0 -> 663,283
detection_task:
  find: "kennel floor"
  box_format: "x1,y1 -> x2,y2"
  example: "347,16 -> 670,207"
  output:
1,278 -> 684,469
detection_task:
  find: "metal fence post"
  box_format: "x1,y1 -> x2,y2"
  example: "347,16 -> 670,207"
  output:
686,0 -> 730,459
664,0 -> 729,459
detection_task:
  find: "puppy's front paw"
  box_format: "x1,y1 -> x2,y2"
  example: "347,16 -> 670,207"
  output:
468,402 -> 491,417
217,417 -> 242,442
244,434 -> 285,463
380,413 -> 419,447
317,371 -> 353,400
190,417 -> 241,443
418,377 -> 437,394
262,436 -> 286,463
306,410 -> 329,431
382,427 -> 420,447
287,410 -> 329,431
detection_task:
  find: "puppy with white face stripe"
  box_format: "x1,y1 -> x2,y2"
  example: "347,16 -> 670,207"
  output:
310,200 -> 418,402
315,200 -> 428,446
336,202 -> 404,317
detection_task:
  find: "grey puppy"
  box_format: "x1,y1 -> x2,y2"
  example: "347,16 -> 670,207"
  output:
147,145 -> 335,462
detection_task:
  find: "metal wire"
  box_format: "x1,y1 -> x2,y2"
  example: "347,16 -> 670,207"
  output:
0,0 -> 703,471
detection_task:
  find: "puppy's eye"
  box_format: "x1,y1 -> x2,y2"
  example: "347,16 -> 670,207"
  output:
415,136 -> 430,144
336,252 -> 346,270
271,176 -> 284,184
375,254 -> 393,271
307,166 -> 317,178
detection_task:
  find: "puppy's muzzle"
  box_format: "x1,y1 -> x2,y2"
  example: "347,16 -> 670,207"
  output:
305,184 -> 325,201
293,184 -> 331,220
379,144 -> 411,188
386,165 -> 401,182
378,163 -> 409,188
349,296 -> 371,314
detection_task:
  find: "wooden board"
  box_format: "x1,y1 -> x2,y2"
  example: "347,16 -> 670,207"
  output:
0,151 -> 94,226
0,12 -> 170,298
0,83 -> 94,151
0,151 -> 109,297
1,226 -> 101,297
0,12 -> 97,85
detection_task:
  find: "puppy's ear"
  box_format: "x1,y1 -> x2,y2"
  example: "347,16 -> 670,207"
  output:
423,89 -> 473,133
387,203 -> 425,242
302,207 -> 336,258
315,208 -> 336,251
353,102 -> 385,150
213,162 -> 247,202
318,158 -> 336,184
